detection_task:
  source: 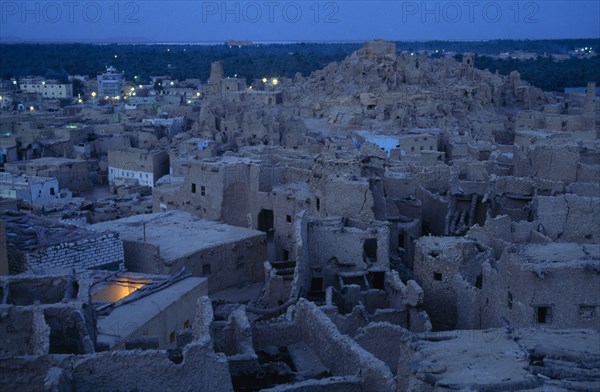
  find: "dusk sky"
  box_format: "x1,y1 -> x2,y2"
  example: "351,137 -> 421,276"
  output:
1,1 -> 599,43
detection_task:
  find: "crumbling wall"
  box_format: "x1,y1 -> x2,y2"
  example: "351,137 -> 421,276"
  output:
354,322 -> 411,375
0,306 -> 49,357
0,355 -> 76,392
294,299 -> 396,392
4,275 -> 67,305
413,237 -> 488,330
72,342 -> 233,392
321,178 -> 375,221
192,296 -> 214,346
416,186 -> 448,236
534,194 -> 600,243
480,245 -> 600,330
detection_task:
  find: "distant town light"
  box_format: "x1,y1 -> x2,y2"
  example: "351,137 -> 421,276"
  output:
196,92 -> 201,97
91,92 -> 97,98
170,81 -> 174,86
262,78 -> 267,83
29,106 -> 34,111
132,92 -> 136,96
114,55 -> 118,58
41,81 -> 45,85
234,74 -> 237,77
77,99 -> 83,104
12,81 -> 17,85
272,78 -> 279,86
139,85 -> 143,89
131,87 -> 135,92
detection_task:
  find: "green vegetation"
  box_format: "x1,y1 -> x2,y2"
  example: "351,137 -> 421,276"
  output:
0,39 -> 598,92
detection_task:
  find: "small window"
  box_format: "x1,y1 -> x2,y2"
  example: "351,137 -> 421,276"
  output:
191,183 -> 196,193
169,331 -> 176,343
411,146 -> 415,152
286,215 -> 292,223
183,320 -> 190,329
429,146 -> 433,150
433,272 -> 443,281
201,186 -> 206,196
507,292 -> 513,309
536,306 -> 552,324
579,305 -> 596,320
316,198 -> 321,212
202,264 -> 211,276
282,249 -> 289,261
420,146 -> 424,151
50,187 -> 55,196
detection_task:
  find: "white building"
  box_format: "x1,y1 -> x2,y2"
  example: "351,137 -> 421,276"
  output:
20,81 -> 73,99
108,148 -> 169,188
0,173 -> 60,206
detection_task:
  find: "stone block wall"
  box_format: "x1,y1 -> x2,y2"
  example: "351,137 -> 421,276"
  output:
24,233 -> 124,272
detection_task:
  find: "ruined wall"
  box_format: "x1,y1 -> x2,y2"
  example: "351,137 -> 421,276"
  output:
534,194 -> 600,243
479,246 -> 600,331
354,322 -> 411,375
306,218 -> 390,272
72,342 -> 233,392
413,237 -> 488,330
320,178 -> 375,221
294,299 -> 396,392
23,233 -> 124,273
416,186 -> 448,236
0,306 -> 49,357
514,142 -> 580,183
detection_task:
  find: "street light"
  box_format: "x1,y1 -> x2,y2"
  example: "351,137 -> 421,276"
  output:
91,92 -> 97,98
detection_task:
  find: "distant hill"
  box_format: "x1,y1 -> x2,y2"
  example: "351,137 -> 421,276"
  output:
0,39 -> 598,92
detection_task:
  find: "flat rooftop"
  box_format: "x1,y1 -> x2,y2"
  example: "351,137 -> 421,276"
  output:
2,211 -> 113,253
6,157 -> 86,167
89,210 -> 265,261
410,328 -> 599,390
514,243 -> 600,263
95,274 -> 207,349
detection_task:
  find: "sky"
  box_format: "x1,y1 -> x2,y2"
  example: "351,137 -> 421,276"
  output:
0,1 -> 599,43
